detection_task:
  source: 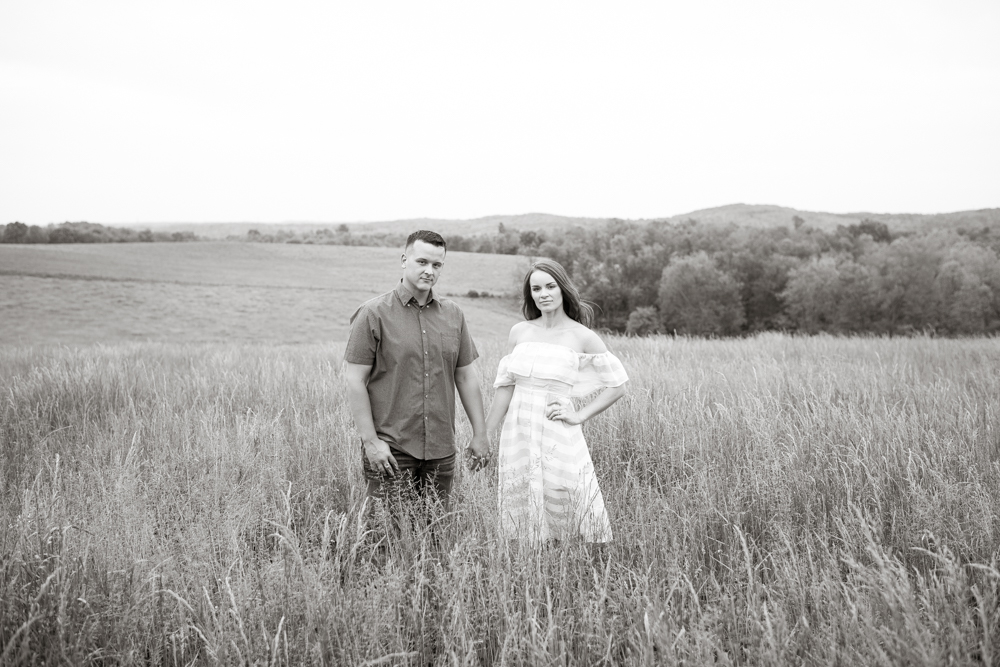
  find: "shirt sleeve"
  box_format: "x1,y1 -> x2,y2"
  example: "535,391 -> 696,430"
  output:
455,312 -> 479,368
343,305 -> 379,365
572,351 -> 629,397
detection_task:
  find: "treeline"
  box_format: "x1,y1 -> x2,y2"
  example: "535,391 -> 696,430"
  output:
1,221 -> 197,244
241,216 -> 1000,336
236,222 -> 542,254
535,218 -> 1000,336
236,225 -> 405,248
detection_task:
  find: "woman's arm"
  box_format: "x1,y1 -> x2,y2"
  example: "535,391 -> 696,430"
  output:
484,322 -> 522,434
547,327 -> 627,425
546,383 -> 626,426
485,384 -> 514,434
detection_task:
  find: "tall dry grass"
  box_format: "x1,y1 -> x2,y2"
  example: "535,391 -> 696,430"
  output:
2,334 -> 999,665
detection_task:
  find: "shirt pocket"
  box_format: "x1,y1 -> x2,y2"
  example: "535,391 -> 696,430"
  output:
440,331 -> 460,365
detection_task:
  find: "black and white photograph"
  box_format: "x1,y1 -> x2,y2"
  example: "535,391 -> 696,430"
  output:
2,1 -> 999,664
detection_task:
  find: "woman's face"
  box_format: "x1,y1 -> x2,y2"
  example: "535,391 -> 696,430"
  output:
529,270 -> 563,315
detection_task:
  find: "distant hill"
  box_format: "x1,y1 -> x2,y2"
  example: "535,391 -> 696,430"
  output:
117,205 -> 1000,239
336,213 -> 612,236
133,213 -> 613,240
660,204 -> 847,231
848,209 -> 1000,233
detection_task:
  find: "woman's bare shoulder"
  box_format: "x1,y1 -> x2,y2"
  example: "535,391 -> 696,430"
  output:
507,320 -> 533,350
574,325 -> 609,354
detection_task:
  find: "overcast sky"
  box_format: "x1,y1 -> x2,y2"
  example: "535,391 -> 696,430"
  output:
2,1 -> 998,225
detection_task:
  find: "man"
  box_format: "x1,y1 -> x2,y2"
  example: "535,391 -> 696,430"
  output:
344,230 -> 489,511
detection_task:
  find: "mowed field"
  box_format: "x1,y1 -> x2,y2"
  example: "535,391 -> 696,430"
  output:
0,243 -> 530,345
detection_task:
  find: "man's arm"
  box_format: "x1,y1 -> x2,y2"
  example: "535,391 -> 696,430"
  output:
454,362 -> 489,468
344,361 -> 398,476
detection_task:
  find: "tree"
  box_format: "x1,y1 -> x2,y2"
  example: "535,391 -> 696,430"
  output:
558,220 -> 677,331
781,256 -> 842,333
715,227 -> 800,331
25,225 -> 48,243
519,230 -> 541,249
48,225 -> 82,243
864,231 -> 955,333
781,254 -> 884,334
658,252 -> 745,336
493,228 -> 520,254
847,219 -> 892,244
626,306 -> 661,336
447,235 -> 475,252
833,258 -> 880,332
933,242 -> 1000,334
571,258 -> 632,329
2,222 -> 28,243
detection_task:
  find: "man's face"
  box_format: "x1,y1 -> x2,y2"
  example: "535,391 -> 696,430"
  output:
401,240 -> 446,295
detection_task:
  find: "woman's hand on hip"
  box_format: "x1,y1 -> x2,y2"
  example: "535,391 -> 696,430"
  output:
545,397 -> 583,425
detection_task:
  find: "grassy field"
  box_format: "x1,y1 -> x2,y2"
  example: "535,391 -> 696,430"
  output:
2,333 -> 1000,665
0,243 -> 530,345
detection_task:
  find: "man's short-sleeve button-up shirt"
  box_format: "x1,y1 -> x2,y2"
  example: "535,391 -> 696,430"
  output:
344,281 -> 478,460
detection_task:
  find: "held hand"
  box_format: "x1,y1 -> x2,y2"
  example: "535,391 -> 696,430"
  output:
465,433 -> 491,472
545,397 -> 583,426
363,439 -> 399,477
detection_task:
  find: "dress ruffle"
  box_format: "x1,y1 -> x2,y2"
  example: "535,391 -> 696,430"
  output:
494,342 -> 628,398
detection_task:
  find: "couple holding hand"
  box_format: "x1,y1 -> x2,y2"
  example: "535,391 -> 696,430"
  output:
344,230 -> 628,544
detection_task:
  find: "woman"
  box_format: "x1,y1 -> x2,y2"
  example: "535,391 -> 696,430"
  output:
484,260 -> 628,543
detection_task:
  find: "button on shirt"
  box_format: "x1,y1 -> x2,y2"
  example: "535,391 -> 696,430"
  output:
344,281 -> 478,460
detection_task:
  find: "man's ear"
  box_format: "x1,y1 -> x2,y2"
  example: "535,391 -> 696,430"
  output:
400,253 -> 407,266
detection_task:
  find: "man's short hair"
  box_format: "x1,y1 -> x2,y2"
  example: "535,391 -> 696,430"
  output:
406,230 -> 446,252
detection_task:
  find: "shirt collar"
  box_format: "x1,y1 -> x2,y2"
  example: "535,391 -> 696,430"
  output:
395,280 -> 435,307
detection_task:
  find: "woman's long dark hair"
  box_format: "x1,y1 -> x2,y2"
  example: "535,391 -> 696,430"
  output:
521,260 -> 594,327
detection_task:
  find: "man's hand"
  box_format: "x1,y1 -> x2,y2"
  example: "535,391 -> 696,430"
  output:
363,439 -> 399,477
464,433 -> 490,472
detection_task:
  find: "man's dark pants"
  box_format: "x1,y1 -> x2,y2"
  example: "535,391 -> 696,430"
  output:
362,445 -> 456,513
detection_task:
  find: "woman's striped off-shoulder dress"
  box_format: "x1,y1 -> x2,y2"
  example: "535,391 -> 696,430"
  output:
493,341 -> 628,543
